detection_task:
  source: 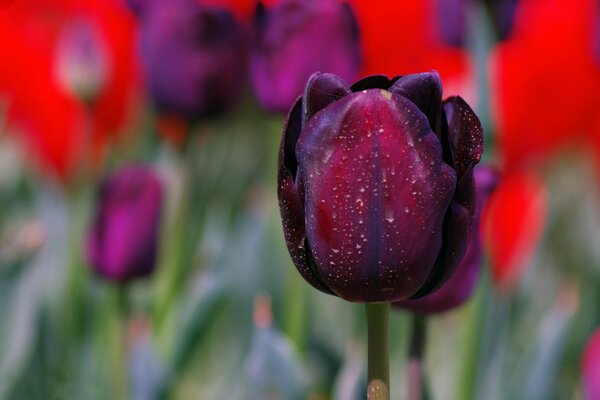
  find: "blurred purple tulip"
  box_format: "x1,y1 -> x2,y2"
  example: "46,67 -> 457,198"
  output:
278,71 -> 483,302
435,0 -> 518,45
250,0 -> 361,113
86,165 -> 163,282
134,0 -> 246,119
436,0 -> 468,47
393,166 -> 498,313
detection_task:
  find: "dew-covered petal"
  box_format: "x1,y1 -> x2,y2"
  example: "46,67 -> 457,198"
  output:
443,96 -> 484,180
411,200 -> 470,298
389,71 -> 443,135
302,72 -> 351,125
396,165 -> 498,311
278,99 -> 333,294
295,89 -> 456,302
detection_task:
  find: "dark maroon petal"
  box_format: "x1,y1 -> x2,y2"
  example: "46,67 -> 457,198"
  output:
254,1 -> 268,34
395,165 -> 498,312
389,71 -> 443,135
350,74 -> 400,91
295,89 -> 456,302
278,169 -> 333,294
278,99 -> 333,294
281,98 -> 303,176
409,199 -> 470,298
443,96 -> 484,180
302,72 -> 351,125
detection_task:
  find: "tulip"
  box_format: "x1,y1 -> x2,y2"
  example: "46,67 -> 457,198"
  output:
484,170 -> 547,292
250,0 -> 361,113
134,0 -> 246,119
347,0 -> 468,94
582,328 -> 600,400
435,0 -> 518,46
492,0 -> 600,170
0,0 -> 139,181
278,71 -> 484,303
393,165 -> 498,313
86,166 -> 163,282
54,19 -> 111,103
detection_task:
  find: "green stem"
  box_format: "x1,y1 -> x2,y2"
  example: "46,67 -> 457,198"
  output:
283,271 -> 307,355
113,285 -> 129,400
365,303 -> 390,400
407,315 -> 427,400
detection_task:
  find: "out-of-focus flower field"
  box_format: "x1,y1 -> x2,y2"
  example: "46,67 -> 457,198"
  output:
1,0 -> 600,399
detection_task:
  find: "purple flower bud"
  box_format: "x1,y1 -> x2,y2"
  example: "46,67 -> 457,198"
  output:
250,0 -> 361,113
137,0 -> 246,119
278,71 -> 483,303
393,166 -> 498,313
435,0 -> 518,45
86,166 -> 163,282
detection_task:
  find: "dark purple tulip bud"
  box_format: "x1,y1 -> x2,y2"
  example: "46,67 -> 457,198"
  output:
278,71 -> 483,303
435,0 -> 518,45
137,0 -> 246,119
279,71 -> 483,302
436,0 -> 468,47
250,0 -> 361,113
86,166 -> 163,282
392,166 -> 497,313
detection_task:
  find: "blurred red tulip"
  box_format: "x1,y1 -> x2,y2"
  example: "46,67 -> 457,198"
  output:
491,0 -> 600,171
0,0 -> 140,181
347,0 -> 470,95
483,171 -> 547,292
0,0 -> 15,10
582,328 -> 600,400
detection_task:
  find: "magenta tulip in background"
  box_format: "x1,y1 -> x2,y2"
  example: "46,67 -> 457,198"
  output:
278,71 -> 483,302
583,328 -> 600,400
250,0 -> 361,113
86,165 -> 163,282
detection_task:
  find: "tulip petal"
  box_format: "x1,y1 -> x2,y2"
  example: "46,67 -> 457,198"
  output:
443,96 -> 484,180
278,99 -> 334,294
303,72 -> 351,125
296,89 -> 456,302
395,165 -> 498,312
350,74 -> 399,91
389,71 -> 443,135
411,196 -> 470,297
87,166 -> 163,282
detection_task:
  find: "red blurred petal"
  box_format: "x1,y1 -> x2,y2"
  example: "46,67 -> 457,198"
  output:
347,0 -> 469,92
0,0 -> 139,181
483,171 -> 547,292
492,0 -> 600,170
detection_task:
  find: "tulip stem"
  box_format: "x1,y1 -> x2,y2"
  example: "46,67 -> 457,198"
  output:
365,302 -> 390,400
113,285 -> 130,400
407,315 -> 427,400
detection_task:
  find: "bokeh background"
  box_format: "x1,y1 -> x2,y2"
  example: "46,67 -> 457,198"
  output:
1,0 -> 599,399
